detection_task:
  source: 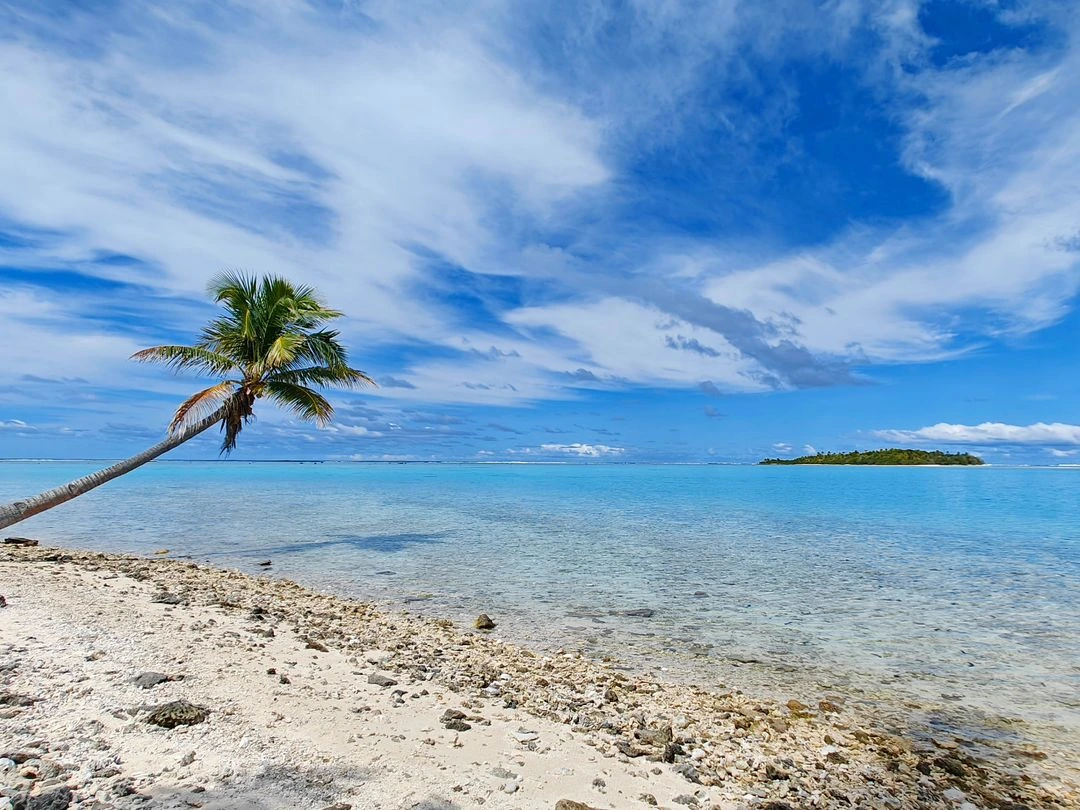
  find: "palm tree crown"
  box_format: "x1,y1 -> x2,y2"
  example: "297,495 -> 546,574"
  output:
133,272 -> 375,452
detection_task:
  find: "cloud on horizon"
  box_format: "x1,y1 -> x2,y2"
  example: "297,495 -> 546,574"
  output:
876,422 -> 1080,447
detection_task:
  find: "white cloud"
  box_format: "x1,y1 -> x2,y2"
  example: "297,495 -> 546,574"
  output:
1047,448 -> 1079,458
1,0 -> 1079,421
0,0 -> 608,400
507,298 -> 762,392
875,422 -> 1080,447
772,442 -> 793,453
802,444 -> 817,455
318,423 -> 381,438
541,443 -> 624,457
510,442 -> 625,457
699,14 -> 1080,367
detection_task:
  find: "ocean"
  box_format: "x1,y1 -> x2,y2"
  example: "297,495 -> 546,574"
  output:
2,461 -> 1077,746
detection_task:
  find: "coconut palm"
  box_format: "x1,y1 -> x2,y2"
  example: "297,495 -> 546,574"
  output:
0,272 -> 375,530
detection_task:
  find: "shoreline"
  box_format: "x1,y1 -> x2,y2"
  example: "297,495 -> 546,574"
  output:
1,544 -> 1076,809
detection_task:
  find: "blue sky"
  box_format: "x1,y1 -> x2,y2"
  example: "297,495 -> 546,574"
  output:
1,0 -> 1079,464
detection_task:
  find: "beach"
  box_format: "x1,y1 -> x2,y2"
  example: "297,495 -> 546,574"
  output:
1,543 -> 1075,810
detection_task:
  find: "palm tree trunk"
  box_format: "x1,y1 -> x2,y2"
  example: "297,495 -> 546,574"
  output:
0,408 -> 225,531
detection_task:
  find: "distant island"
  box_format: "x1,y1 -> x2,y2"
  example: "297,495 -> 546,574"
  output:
759,449 -> 984,466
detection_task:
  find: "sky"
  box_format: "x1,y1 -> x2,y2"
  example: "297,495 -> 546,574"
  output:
1,0 -> 1079,464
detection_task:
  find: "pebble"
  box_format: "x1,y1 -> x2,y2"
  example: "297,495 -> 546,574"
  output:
132,671 -> 170,689
503,780 -> 519,793
367,673 -> 398,688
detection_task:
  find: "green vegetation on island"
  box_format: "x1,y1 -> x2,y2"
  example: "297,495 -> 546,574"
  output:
759,449 -> 984,466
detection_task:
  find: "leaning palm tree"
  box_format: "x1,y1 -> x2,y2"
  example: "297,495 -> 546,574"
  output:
0,272 -> 375,530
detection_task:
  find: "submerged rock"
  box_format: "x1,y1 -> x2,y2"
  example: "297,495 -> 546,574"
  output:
2,537 -> 38,547
144,700 -> 209,728
474,614 -> 496,630
621,608 -> 655,618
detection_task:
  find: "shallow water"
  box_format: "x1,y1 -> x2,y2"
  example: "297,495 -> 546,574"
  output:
2,461 -> 1078,743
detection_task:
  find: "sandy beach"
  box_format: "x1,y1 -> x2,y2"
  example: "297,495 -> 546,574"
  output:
1,543 -> 1076,810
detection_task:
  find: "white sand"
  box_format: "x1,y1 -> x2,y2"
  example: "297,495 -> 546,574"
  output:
0,559 -> 708,809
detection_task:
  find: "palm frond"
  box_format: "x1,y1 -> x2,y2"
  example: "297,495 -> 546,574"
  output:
264,332 -> 307,370
169,381 -> 237,433
269,365 -> 376,389
131,345 -> 236,376
264,381 -> 335,425
289,330 -> 351,369
219,389 -> 256,454
208,270 -> 258,312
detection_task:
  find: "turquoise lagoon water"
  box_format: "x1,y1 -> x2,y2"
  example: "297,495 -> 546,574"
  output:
2,461 -> 1078,743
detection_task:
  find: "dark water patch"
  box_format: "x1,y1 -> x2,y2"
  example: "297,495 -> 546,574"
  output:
208,532 -> 449,557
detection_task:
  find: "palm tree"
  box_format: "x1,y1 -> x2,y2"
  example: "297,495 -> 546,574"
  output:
0,272 -> 375,530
